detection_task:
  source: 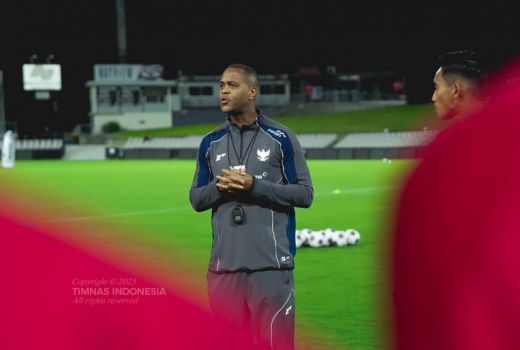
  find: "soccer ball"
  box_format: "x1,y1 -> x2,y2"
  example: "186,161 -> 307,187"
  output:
345,229 -> 361,245
333,230 -> 348,247
324,228 -> 337,246
318,229 -> 335,247
298,228 -> 312,247
295,230 -> 305,248
308,230 -> 326,248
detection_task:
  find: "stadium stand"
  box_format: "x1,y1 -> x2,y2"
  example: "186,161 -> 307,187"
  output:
15,139 -> 64,150
1,132 -> 437,160
63,145 -> 106,160
0,138 -> 65,159
296,133 -> 337,148
330,130 -> 438,159
123,133 -> 337,150
334,130 -> 437,148
124,136 -> 202,149
112,131 -> 435,160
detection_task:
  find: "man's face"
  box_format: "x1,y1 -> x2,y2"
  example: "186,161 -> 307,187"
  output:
219,68 -> 255,114
432,68 -> 456,120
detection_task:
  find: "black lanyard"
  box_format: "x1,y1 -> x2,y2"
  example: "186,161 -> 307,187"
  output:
227,125 -> 260,170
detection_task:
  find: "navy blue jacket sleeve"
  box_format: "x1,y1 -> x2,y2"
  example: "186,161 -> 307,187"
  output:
250,129 -> 313,208
189,136 -> 222,212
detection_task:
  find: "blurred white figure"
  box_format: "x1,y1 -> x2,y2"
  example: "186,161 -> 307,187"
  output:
1,130 -> 15,169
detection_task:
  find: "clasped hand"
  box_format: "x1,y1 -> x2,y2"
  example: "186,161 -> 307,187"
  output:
216,168 -> 254,192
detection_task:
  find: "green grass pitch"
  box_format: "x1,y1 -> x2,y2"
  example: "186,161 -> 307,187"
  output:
1,159 -> 416,349
114,104 -> 437,138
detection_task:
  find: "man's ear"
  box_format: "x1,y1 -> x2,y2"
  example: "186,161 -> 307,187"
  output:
452,81 -> 462,100
249,86 -> 257,101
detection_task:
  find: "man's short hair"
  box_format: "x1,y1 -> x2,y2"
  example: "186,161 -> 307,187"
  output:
438,50 -> 483,84
226,63 -> 259,88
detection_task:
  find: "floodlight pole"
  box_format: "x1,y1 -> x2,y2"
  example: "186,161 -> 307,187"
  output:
0,71 -> 5,134
116,0 -> 127,63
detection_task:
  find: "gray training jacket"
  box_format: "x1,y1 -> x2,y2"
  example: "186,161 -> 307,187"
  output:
189,112 -> 313,273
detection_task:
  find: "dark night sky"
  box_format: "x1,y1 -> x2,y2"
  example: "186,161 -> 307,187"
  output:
0,0 -> 518,135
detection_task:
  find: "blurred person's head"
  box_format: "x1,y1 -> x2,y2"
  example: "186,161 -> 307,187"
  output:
432,50 -> 484,120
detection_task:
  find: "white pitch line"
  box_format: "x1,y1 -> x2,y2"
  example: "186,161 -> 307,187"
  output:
315,186 -> 394,196
40,186 -> 394,223
41,206 -> 191,223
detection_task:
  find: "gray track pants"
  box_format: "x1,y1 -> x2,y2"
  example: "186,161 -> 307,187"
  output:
207,270 -> 295,350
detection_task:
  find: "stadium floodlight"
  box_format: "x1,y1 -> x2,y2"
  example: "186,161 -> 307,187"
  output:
23,64 -> 62,91
0,71 -> 5,134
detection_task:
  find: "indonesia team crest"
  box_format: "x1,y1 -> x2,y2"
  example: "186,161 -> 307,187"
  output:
257,148 -> 270,162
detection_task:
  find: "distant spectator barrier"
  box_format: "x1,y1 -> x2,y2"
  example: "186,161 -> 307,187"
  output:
108,131 -> 436,160
0,138 -> 65,159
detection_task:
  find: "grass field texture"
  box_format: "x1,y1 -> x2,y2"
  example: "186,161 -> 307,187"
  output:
115,104 -> 437,138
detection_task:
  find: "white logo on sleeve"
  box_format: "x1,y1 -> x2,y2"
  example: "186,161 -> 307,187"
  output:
285,305 -> 292,315
267,128 -> 286,138
257,148 -> 270,162
216,153 -> 226,162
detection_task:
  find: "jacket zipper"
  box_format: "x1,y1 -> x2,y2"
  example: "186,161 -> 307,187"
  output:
239,128 -> 244,161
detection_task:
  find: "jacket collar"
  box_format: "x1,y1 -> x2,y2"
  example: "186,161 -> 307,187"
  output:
226,109 -> 264,132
